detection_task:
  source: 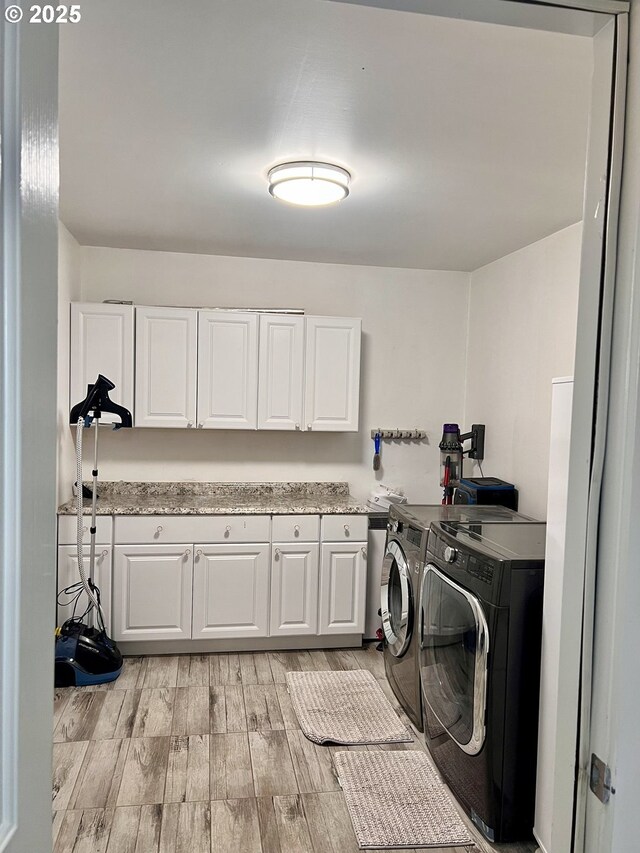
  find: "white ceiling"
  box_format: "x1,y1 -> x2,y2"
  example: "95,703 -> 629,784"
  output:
59,0 -> 593,272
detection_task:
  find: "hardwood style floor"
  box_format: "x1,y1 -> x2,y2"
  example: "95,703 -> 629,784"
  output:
52,646 -> 537,853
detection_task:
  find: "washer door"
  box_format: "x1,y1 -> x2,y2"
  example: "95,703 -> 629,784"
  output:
380,539 -> 413,657
420,563 -> 489,755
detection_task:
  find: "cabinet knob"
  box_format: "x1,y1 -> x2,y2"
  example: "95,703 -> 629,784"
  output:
184,549 -> 191,558
344,524 -> 350,534
197,423 -> 204,429
307,424 -> 312,431
155,525 -> 163,537
294,525 -> 300,535
187,421 -> 194,428
361,546 -> 367,557
82,525 -> 88,533
274,548 -> 281,558
295,423 -> 300,430
100,549 -> 108,558
224,525 -> 231,537
196,549 -> 203,557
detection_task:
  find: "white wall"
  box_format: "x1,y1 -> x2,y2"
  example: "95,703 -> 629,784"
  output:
464,222 -> 582,519
57,223 -> 81,504
77,248 -> 470,502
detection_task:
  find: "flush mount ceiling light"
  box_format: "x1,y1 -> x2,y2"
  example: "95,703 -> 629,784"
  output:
268,161 -> 350,207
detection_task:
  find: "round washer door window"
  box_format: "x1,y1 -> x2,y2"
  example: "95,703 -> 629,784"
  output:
380,539 -> 413,657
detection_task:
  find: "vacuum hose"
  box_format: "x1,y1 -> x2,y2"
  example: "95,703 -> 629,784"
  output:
75,417 -> 105,629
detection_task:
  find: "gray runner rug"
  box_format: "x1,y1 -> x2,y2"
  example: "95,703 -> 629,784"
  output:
285,669 -> 413,744
334,750 -> 474,849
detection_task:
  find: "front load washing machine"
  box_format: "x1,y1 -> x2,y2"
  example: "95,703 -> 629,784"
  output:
420,519 -> 546,842
381,503 -> 535,731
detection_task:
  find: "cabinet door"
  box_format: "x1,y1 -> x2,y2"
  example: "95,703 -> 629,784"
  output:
192,544 -> 269,638
257,314 -> 304,430
112,545 -> 193,641
135,306 -> 197,428
70,303 -> 134,425
304,316 -> 361,432
57,545 -> 112,632
319,542 -> 367,634
197,311 -> 258,429
270,543 -> 319,636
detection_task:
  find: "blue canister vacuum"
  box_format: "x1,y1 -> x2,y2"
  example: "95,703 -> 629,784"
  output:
54,375 -> 132,687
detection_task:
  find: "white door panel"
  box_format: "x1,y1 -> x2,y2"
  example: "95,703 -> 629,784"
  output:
258,314 -> 304,430
56,545 -> 112,633
304,316 -> 361,432
319,542 -> 367,634
270,543 -> 319,636
135,306 -> 198,428
113,545 -> 193,641
197,311 -> 258,429
70,303 -> 135,424
192,544 -> 269,638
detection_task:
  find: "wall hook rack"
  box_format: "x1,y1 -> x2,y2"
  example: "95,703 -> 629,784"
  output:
370,428 -> 427,441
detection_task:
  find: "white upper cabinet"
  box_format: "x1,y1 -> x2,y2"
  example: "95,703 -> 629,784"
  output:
304,316 -> 362,432
197,311 -> 259,429
258,314 -> 304,431
135,306 -> 198,428
70,303 -> 134,424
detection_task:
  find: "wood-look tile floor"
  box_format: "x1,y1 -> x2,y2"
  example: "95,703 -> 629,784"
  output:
52,646 -> 537,853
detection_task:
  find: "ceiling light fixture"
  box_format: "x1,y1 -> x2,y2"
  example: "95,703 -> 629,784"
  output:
268,161 -> 350,207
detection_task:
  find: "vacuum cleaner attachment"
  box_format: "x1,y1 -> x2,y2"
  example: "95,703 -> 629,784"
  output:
55,374 -> 131,688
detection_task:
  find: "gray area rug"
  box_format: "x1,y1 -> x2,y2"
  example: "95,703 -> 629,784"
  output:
334,750 -> 474,849
285,669 -> 413,744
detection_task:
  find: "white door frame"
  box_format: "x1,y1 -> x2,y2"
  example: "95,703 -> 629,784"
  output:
0,9 -> 59,853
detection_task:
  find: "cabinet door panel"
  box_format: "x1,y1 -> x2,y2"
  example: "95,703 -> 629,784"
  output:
57,545 -> 112,632
70,303 -> 134,425
135,306 -> 197,428
198,311 -> 258,429
112,545 -> 193,641
258,314 -> 304,430
270,543 -> 319,636
319,542 -> 367,634
304,317 -> 361,432
192,544 -> 269,638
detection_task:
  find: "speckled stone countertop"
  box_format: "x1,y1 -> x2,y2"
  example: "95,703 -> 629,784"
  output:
57,481 -> 370,516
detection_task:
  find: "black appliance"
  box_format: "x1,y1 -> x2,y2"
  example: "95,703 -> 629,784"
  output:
454,476 -> 518,510
419,519 -> 546,842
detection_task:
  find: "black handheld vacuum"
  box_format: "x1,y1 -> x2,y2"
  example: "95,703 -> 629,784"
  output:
54,374 -> 132,687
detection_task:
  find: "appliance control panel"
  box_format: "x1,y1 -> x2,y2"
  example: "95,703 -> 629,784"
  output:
431,530 -> 495,585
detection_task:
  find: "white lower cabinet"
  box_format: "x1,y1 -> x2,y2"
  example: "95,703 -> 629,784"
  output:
56,545 -> 112,632
192,544 -> 270,639
113,545 -> 194,641
270,543 -> 319,636
319,541 -> 367,634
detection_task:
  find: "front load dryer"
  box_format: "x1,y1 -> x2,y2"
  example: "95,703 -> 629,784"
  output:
381,503 -> 533,731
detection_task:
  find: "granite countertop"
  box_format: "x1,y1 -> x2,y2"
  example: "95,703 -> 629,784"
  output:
57,481 -> 370,516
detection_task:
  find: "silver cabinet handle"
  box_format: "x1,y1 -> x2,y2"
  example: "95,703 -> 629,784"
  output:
307,424 -> 312,431
295,423 -> 300,430
197,423 -> 204,429
184,549 -> 191,558
274,548 -> 281,558
294,524 -> 300,534
100,549 -> 108,558
187,421 -> 194,428
82,525 -> 88,533
344,524 -> 350,533
196,549 -> 203,557
361,546 -> 367,557
155,525 -> 163,536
